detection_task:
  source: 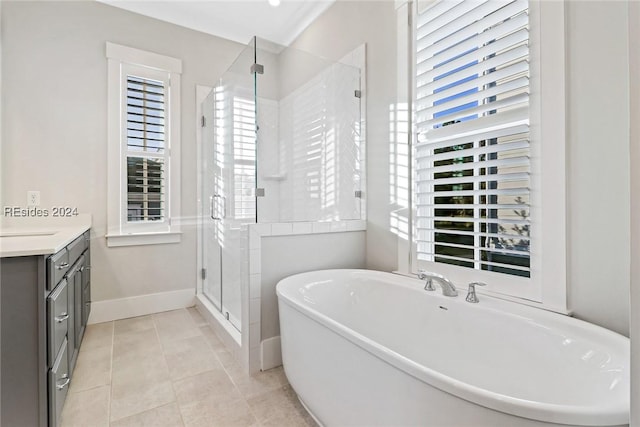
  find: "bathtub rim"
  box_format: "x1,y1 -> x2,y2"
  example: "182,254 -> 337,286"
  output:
276,269 -> 629,426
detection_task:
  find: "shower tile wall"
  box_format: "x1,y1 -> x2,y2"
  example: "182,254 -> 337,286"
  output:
278,62 -> 362,222
256,98 -> 281,223
256,56 -> 363,223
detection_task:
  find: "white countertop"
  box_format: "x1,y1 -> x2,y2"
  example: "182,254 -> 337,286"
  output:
0,215 -> 92,258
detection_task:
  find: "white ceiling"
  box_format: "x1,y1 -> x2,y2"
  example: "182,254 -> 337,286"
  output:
98,0 -> 336,47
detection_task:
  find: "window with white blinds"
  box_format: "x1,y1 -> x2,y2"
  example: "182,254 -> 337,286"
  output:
106,43 -> 182,246
415,0 -> 530,277
126,75 -> 167,223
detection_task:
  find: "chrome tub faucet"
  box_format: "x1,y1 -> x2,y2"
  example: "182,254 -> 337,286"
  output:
416,270 -> 458,297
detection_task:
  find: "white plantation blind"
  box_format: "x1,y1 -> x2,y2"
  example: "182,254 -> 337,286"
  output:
415,0 -> 531,277
125,74 -> 169,223
232,96 -> 257,221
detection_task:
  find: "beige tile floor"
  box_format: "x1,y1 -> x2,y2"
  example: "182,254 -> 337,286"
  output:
61,308 -> 317,427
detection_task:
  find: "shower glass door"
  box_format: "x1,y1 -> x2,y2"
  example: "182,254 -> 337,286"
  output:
201,40 -> 257,332
201,89 -> 222,311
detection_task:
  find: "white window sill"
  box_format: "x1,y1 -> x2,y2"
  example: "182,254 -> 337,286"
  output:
106,231 -> 181,247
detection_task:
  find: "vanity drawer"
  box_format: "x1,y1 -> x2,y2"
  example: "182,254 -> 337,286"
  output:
47,279 -> 68,366
48,338 -> 69,427
67,235 -> 86,267
47,249 -> 69,291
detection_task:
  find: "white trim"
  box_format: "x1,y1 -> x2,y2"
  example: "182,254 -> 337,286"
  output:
260,336 -> 283,371
106,42 -> 182,243
107,56 -> 121,239
106,42 -> 182,73
534,0 -> 567,313
405,1 -> 568,313
396,0 -> 414,274
87,288 -> 195,324
105,231 -> 181,247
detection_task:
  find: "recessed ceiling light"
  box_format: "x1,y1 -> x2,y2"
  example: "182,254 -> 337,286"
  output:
268,0 -> 281,7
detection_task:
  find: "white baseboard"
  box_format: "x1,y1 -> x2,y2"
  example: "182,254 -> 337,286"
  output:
88,288 -> 196,324
261,336 -> 282,371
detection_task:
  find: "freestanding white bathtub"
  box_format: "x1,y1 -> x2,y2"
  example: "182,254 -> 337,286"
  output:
276,269 -> 629,427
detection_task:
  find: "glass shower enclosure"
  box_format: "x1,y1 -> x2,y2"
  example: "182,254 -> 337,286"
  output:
199,37 -> 363,335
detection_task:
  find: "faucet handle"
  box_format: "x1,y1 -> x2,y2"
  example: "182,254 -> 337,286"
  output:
417,270 -> 436,291
424,279 -> 436,291
465,282 -> 487,303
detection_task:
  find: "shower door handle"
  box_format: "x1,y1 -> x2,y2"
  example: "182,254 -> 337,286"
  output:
211,195 -> 226,220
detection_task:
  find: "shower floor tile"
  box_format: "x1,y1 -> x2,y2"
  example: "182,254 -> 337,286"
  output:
61,308 -> 318,427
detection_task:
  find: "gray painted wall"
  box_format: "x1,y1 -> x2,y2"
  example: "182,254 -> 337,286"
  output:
565,1 -> 630,336
1,1 -> 244,302
261,231 -> 366,340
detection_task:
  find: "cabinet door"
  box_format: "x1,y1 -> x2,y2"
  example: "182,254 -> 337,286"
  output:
48,338 -> 69,427
75,255 -> 85,347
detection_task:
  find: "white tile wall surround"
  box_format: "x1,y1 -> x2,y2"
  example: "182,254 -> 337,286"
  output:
271,222 -> 293,235
245,219 -> 366,373
249,249 -> 262,275
292,222 -> 313,234
249,298 -> 261,325
250,274 -> 261,299
312,222 -> 332,234
249,323 -> 261,349
330,221 -> 348,232
347,219 -> 367,231
249,229 -> 262,250
252,223 -> 273,235
249,349 -> 261,374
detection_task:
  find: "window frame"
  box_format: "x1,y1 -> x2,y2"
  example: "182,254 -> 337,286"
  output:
408,1 -> 568,313
106,42 -> 182,247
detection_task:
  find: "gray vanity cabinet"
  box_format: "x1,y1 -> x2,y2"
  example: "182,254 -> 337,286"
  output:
0,229 -> 91,427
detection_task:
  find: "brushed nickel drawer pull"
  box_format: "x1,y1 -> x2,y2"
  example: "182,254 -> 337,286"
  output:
55,313 -> 69,323
56,262 -> 69,270
56,375 -> 70,390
